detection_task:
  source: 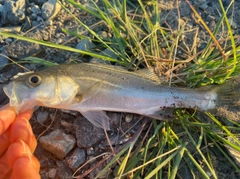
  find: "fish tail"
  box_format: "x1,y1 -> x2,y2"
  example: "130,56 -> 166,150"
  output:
212,77 -> 240,121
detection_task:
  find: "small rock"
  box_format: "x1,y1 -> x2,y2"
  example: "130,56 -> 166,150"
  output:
0,54 -> 9,70
47,168 -> 57,179
74,117 -> 105,148
4,31 -> 42,59
56,160 -> 73,179
229,18 -> 237,29
199,2 -> 208,10
76,39 -> 96,51
0,0 -> 26,25
32,5 -> 41,15
66,148 -> 86,170
125,114 -> 133,123
42,0 -> 62,20
90,48 -> 118,64
39,129 -> 76,159
32,0 -> 47,5
61,120 -> 73,129
5,38 -> 13,44
30,13 -> 38,20
86,147 -> 95,155
37,16 -> 43,22
45,19 -> 53,26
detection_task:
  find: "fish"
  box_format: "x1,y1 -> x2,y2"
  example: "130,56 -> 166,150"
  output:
3,63 -> 240,130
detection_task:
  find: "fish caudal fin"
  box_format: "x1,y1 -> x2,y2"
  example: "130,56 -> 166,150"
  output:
212,77 -> 240,122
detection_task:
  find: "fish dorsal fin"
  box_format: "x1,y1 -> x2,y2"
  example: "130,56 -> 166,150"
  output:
79,110 -> 110,130
135,68 -> 161,84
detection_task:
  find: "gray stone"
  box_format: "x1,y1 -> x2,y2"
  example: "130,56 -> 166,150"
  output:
66,148 -> 86,170
76,39 -> 96,51
32,5 -> 41,15
56,160 -> 73,179
4,31 -> 42,59
74,117 -> 105,148
47,168 -> 57,179
0,53 -> 9,69
39,129 -> 76,159
199,2 -> 208,10
0,0 -> 26,25
42,0 -> 61,20
31,0 -> 47,5
30,13 -> 38,20
45,19 -> 53,26
90,48 -> 118,64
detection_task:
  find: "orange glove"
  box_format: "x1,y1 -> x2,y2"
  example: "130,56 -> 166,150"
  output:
0,105 -> 40,179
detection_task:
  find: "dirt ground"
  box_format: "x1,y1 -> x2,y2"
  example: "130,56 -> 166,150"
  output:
0,0 -> 240,178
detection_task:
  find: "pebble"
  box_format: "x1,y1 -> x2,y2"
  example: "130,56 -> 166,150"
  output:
41,0 -> 62,20
5,38 -> 13,44
47,168 -> 57,179
39,129 -> 76,159
86,147 -> 95,155
90,48 -> 118,64
66,148 -> 86,170
3,31 -> 42,59
125,114 -> 134,123
0,0 -> 26,25
32,5 -> 42,15
30,13 -> 38,20
56,160 -> 73,179
0,53 -> 9,70
74,117 -> 105,148
76,39 -> 96,51
199,2 -> 209,10
45,19 -> 53,26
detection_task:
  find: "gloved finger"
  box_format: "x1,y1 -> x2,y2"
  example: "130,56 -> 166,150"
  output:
0,129 -> 10,157
10,114 -> 37,152
0,153 -> 11,179
0,105 -> 16,136
7,140 -> 39,170
11,155 -> 41,179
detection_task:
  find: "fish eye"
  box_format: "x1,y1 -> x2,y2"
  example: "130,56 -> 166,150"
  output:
28,75 -> 42,87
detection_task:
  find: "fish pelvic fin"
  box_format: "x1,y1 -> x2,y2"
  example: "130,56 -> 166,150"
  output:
79,110 -> 110,130
211,77 -> 240,122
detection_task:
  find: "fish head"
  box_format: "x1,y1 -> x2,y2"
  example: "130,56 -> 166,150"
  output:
3,70 -> 80,113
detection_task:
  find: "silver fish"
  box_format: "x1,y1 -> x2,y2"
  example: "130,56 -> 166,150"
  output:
3,63 -> 238,130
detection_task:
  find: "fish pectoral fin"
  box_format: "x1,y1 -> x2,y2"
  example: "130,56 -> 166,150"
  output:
80,110 -> 110,130
76,81 -> 103,102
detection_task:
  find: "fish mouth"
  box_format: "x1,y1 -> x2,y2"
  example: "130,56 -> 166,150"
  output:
3,83 -> 37,113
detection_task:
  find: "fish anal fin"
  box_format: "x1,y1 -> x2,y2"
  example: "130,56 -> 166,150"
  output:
79,110 -> 110,130
76,81 -> 103,103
